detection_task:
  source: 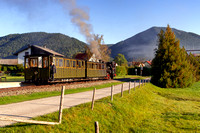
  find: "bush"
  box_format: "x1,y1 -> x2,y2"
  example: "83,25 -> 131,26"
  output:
116,66 -> 127,76
2,66 -> 7,71
16,64 -> 24,72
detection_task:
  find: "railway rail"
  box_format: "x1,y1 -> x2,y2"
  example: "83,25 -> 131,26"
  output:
0,79 -> 118,97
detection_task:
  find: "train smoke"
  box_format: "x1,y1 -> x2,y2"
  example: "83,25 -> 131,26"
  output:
59,0 -> 101,59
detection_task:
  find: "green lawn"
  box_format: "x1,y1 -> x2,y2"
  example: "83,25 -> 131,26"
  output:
1,82 -> 200,132
0,76 -> 24,82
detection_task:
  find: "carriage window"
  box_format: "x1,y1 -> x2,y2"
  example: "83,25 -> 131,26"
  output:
64,59 -> 66,67
38,57 -> 42,68
56,59 -> 59,66
53,58 -> 55,64
78,61 -> 82,68
43,57 -> 48,68
82,61 -> 85,67
73,61 -> 76,68
30,58 -> 38,67
66,60 -> 70,67
59,59 -> 63,67
102,64 -> 104,69
99,64 -> 101,69
25,58 -> 30,68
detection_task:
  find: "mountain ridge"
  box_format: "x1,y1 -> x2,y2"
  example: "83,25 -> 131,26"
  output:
110,26 -> 200,61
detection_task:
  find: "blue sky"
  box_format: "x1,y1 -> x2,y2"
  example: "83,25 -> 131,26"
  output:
0,0 -> 199,44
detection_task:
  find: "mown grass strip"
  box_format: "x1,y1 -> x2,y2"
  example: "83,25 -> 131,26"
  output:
1,82 -> 200,132
0,76 -> 24,82
0,82 -> 124,105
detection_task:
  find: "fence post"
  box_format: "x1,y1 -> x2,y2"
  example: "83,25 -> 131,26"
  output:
129,81 -> 131,94
134,81 -> 136,91
111,85 -> 114,101
58,86 -> 65,124
121,83 -> 123,97
91,88 -> 96,110
95,121 -> 99,133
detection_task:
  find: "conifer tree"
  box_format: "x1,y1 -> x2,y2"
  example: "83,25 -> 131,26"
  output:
151,25 -> 195,88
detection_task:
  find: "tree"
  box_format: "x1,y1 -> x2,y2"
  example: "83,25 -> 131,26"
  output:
151,25 -> 195,88
114,54 -> 128,66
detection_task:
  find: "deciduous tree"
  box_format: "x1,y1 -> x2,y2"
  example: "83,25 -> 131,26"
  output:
114,53 -> 128,66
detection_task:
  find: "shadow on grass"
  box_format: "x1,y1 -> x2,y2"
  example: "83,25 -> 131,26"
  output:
114,78 -> 150,83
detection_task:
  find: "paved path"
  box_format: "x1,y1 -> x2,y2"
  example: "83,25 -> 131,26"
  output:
0,81 -> 142,127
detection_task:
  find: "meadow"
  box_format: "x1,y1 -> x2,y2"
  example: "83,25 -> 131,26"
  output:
1,82 -> 199,132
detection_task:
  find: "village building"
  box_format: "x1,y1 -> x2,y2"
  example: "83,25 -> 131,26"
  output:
74,52 -> 100,62
13,45 -> 64,65
144,60 -> 152,68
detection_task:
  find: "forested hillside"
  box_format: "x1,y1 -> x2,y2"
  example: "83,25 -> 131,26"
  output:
0,32 -> 87,58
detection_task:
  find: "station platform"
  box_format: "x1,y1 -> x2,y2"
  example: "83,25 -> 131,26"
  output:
0,82 -> 22,89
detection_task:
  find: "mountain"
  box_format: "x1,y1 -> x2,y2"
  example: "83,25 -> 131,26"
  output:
110,27 -> 200,61
0,32 -> 87,59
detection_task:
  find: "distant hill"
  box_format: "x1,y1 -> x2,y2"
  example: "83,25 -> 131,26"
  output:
0,32 -> 87,59
110,27 -> 200,61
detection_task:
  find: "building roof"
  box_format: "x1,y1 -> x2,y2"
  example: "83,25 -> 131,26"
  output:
14,45 -> 64,57
13,45 -> 30,55
146,61 -> 152,65
33,45 -> 64,57
0,59 -> 18,65
74,53 -> 88,60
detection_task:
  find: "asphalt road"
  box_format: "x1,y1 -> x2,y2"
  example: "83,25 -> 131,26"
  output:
0,81 -> 142,127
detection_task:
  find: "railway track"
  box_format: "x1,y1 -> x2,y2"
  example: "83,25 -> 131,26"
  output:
0,79 -> 118,97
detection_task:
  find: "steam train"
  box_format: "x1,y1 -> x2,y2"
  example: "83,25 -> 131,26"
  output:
24,54 -> 116,84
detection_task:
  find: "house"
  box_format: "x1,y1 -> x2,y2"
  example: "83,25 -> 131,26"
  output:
144,60 -> 152,68
75,52 -> 99,62
14,45 -> 64,65
129,62 -> 145,67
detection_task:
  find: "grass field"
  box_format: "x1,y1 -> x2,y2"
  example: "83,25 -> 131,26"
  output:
0,76 -> 24,82
1,82 -> 200,132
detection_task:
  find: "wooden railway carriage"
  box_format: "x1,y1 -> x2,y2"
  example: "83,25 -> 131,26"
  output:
24,45 -> 115,84
25,55 -> 108,83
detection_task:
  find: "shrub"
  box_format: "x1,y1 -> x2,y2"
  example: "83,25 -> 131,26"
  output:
116,66 -> 127,76
2,66 -> 7,72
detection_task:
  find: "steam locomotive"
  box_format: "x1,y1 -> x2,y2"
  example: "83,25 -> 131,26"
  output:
24,54 -> 116,84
